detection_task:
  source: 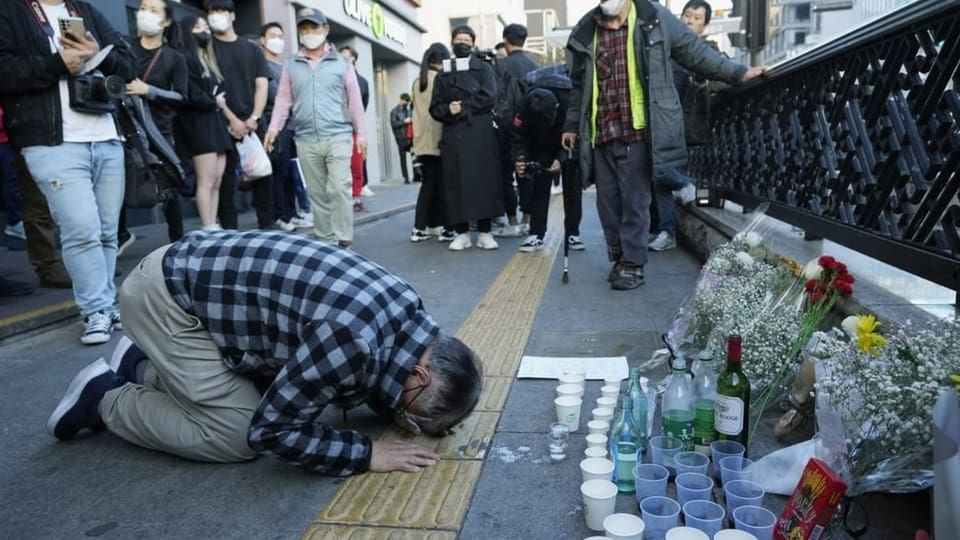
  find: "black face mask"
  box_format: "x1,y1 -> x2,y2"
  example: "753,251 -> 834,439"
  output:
193,31 -> 211,47
452,43 -> 473,58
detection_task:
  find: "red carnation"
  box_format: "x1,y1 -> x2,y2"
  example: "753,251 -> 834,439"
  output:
818,255 -> 837,267
805,279 -> 818,292
811,292 -> 825,304
833,279 -> 853,297
837,272 -> 855,284
834,262 -> 848,274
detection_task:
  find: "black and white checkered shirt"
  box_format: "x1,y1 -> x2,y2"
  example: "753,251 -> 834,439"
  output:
162,230 -> 439,475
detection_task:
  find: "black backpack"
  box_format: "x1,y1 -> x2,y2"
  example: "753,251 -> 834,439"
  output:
494,67 -> 527,129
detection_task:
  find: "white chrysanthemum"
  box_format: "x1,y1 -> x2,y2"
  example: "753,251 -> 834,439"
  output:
841,315 -> 859,338
803,258 -> 823,280
735,252 -> 755,268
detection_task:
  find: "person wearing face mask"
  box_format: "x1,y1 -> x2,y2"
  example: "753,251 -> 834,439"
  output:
562,0 -> 766,290
429,25 -> 504,252
203,0 -> 271,231
117,0 -> 188,247
264,8 -> 367,249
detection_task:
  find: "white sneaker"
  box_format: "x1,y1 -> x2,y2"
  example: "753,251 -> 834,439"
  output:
477,232 -> 499,250
649,231 -> 677,251
289,216 -> 312,229
493,224 -> 524,238
410,229 -> 431,243
274,219 -> 296,232
4,222 -> 25,240
448,233 -> 473,251
438,230 -> 456,242
425,226 -> 444,236
673,183 -> 696,206
81,311 -> 112,345
519,235 -> 544,252
519,223 -> 531,236
567,235 -> 585,251
361,186 -> 375,197
297,210 -> 314,225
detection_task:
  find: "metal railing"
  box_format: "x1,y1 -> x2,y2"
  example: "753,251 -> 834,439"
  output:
686,0 -> 960,294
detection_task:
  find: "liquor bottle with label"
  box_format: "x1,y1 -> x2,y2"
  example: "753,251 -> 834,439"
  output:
692,351 -> 717,455
715,335 -> 751,450
626,368 -> 648,454
608,395 -> 642,492
661,355 -> 695,451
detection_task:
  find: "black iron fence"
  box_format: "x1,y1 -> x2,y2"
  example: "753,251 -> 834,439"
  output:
686,0 -> 960,295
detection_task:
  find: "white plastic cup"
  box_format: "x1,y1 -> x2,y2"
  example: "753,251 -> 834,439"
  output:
603,513 -> 646,540
588,419 -> 610,435
559,373 -> 585,388
665,526 -> 710,540
714,530 -> 759,540
604,376 -> 622,388
586,433 -> 609,449
592,407 -> 614,423
600,385 -> 621,399
580,457 -> 616,483
563,367 -> 587,379
596,396 -> 617,410
556,383 -> 584,399
554,395 -> 582,431
581,479 -> 618,531
585,447 -> 608,459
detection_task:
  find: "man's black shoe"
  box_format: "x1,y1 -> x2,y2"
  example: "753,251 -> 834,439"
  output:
46,358 -> 121,440
38,266 -> 72,289
0,276 -> 34,296
607,261 -> 623,283
611,265 -> 644,290
109,336 -> 148,384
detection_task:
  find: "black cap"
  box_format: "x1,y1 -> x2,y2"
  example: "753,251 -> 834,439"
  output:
296,7 -> 327,26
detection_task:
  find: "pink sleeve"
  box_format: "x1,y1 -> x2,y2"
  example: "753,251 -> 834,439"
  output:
268,64 -> 293,134
344,64 -> 366,141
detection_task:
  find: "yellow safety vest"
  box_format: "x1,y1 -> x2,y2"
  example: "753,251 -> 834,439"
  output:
590,3 -> 647,147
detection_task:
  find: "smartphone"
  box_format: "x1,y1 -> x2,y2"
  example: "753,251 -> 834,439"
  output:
58,17 -> 85,39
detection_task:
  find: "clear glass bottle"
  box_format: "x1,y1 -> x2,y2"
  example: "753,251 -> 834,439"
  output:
661,355 -> 695,451
640,376 -> 656,438
626,368 -> 648,453
692,351 -> 718,455
608,395 -> 642,493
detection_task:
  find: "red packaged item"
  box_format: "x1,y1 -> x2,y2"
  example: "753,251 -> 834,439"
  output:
774,458 -> 848,540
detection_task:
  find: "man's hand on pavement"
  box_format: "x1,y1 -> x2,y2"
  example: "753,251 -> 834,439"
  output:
370,441 -> 440,473
742,66 -> 768,82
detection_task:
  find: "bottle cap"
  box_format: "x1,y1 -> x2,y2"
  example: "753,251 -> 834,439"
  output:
671,357 -> 686,371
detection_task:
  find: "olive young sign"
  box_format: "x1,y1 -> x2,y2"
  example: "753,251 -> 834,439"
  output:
342,0 -> 407,46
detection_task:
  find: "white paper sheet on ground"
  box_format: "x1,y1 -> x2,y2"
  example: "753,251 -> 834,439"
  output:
517,356 -> 629,381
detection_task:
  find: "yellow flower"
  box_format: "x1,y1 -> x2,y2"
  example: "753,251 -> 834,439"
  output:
854,314 -> 888,354
951,374 -> 960,392
780,256 -> 803,276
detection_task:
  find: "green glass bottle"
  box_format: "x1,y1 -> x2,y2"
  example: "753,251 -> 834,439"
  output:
715,335 -> 750,449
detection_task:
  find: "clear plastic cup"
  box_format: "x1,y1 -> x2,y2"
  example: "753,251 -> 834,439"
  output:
675,472 -> 714,507
588,419 -> 610,435
665,526 -> 710,540
673,451 -> 710,476
710,440 -> 745,482
719,456 -> 757,485
633,463 -> 669,504
649,435 -> 683,470
580,457 -> 616,483
732,505 -> 776,540
554,395 -> 582,432
724,480 -> 765,520
547,423 -> 570,462
556,383 -> 584,399
639,496 -> 681,540
603,512 -> 646,540
714,530 -> 759,540
682,500 -> 726,538
581,479 -> 618,531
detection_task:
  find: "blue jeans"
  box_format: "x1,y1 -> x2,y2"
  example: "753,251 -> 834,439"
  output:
652,167 -> 689,235
0,142 -> 22,225
22,140 -> 123,316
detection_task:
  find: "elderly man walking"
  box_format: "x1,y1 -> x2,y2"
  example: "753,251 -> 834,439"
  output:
47,230 -> 484,476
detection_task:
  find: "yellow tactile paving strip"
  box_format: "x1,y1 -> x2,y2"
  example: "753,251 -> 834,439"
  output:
307,200 -> 564,538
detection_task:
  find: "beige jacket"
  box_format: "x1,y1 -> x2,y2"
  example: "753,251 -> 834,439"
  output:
411,70 -> 442,157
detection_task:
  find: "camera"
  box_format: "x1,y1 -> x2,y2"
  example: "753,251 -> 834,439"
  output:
68,71 -> 125,114
519,160 -> 545,178
474,48 -> 497,65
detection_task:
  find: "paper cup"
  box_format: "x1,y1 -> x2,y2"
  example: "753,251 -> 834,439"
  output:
585,447 -> 608,459
603,513 -> 646,540
581,479 -> 618,531
604,376 -> 622,388
600,385 -> 621,399
563,367 -> 587,379
596,396 -> 617,410
559,373 -> 585,388
556,383 -> 584,399
665,526 -> 710,540
586,433 -> 608,449
554,395 -> 582,431
592,407 -> 614,423
580,457 -> 616,483
588,419 -> 610,435
714,530 -> 758,540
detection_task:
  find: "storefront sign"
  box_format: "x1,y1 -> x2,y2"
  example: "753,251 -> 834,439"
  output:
342,0 -> 407,46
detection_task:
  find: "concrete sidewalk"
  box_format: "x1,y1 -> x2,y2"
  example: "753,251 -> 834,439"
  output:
0,181 -> 419,342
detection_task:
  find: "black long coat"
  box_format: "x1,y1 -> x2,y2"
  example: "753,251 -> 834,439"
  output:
429,57 -> 504,224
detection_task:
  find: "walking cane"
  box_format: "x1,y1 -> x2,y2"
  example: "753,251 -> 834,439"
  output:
561,232 -> 569,284
561,150 -> 576,284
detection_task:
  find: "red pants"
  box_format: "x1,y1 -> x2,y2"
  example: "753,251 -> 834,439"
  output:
350,134 -> 363,198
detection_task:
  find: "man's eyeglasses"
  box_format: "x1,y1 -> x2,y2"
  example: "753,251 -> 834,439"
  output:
394,384 -> 427,435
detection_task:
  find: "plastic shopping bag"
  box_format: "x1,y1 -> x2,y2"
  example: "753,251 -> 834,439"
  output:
236,133 -> 272,182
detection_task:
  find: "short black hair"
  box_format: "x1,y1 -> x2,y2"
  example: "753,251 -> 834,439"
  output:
451,24 -> 476,43
400,93 -> 411,101
339,45 -> 358,61
494,42 -> 506,50
502,23 -> 528,47
204,0 -> 235,13
682,0 -> 713,24
260,22 -> 282,37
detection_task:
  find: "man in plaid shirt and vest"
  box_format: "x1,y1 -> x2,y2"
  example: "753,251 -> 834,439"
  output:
46,230 -> 483,476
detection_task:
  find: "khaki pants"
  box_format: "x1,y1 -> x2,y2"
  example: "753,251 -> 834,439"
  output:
99,246 -> 261,462
296,134 -> 354,243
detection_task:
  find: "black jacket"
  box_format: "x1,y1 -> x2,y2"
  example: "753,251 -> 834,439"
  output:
0,0 -> 135,149
511,87 -> 571,166
390,104 -> 411,145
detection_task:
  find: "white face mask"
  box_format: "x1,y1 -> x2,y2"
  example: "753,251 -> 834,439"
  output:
208,13 -> 230,34
300,33 -> 326,50
265,37 -> 285,56
136,10 -> 164,36
600,0 -> 624,16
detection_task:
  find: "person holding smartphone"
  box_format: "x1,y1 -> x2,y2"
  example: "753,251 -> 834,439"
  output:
0,0 -> 135,345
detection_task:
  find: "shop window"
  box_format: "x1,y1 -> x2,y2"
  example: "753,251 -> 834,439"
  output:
795,31 -> 806,45
795,4 -> 810,21
449,17 -> 469,29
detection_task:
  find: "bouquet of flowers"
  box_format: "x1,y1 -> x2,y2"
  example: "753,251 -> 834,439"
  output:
813,317 -> 960,494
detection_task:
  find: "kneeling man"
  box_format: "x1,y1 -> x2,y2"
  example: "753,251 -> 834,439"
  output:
47,230 -> 483,476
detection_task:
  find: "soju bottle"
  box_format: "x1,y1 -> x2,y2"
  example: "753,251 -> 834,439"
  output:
608,395 -> 642,493
626,368 -> 648,453
715,335 -> 751,449
661,356 -> 695,451
692,351 -> 718,455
